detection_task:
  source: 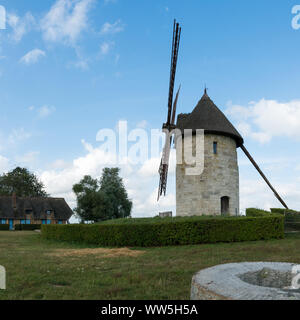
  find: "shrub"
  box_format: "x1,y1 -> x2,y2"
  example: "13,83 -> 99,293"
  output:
0,224 -> 9,231
270,208 -> 286,215
246,208 -> 272,217
15,224 -> 41,231
283,210 -> 300,231
42,215 -> 284,247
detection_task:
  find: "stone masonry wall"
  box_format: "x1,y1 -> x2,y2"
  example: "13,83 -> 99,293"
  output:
176,133 -> 239,216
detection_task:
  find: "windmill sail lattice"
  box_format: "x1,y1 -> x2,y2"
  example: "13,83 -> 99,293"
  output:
158,20 -> 181,201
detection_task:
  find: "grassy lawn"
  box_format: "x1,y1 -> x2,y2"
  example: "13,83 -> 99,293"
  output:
0,231 -> 300,300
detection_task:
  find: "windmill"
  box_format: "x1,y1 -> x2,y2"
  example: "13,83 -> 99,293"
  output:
158,20 -> 181,201
158,20 -> 288,213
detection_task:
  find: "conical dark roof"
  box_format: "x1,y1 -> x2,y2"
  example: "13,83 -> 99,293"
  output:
176,91 -> 244,147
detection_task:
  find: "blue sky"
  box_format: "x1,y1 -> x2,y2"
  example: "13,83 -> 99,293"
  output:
0,0 -> 300,218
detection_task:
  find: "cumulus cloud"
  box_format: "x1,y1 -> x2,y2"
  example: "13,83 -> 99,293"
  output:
15,151 -> 39,167
239,177 -> 300,214
37,138 -> 176,218
20,49 -> 46,65
138,149 -> 176,178
100,20 -> 124,35
41,0 -> 94,45
226,99 -> 300,143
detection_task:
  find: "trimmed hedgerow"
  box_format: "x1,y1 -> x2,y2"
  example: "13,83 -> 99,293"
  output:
246,208 -> 272,217
15,224 -> 41,231
271,208 -> 299,215
270,208 -> 286,215
284,211 -> 300,231
0,224 -> 9,231
41,215 -> 284,247
270,208 -> 300,231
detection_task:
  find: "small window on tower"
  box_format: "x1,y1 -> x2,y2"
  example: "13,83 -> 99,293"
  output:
213,142 -> 218,154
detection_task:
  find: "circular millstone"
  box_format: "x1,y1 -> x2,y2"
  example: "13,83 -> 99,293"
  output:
191,262 -> 300,300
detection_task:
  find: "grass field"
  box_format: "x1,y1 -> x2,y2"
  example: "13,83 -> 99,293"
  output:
0,231 -> 300,300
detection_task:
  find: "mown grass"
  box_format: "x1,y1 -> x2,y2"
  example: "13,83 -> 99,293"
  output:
0,231 -> 300,300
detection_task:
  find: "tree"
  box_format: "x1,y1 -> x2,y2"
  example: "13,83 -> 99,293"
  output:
99,168 -> 132,220
0,167 -> 48,197
73,168 -> 132,223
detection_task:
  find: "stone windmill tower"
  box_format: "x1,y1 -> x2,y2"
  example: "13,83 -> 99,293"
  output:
175,89 -> 244,216
158,20 -> 289,216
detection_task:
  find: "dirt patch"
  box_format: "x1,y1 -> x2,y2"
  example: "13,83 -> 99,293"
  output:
49,247 -> 145,258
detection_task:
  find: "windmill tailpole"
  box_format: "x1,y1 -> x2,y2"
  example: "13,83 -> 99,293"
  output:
240,144 -> 289,210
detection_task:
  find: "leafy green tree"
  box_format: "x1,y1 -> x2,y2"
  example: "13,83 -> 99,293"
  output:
73,168 -> 132,223
0,167 -> 48,197
99,168 -> 132,220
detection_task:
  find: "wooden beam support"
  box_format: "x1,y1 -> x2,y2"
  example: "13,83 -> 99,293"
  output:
240,144 -> 289,209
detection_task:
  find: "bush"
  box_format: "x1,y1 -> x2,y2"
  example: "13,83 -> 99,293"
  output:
42,215 -> 284,247
246,208 -> 272,217
0,224 -> 9,231
269,208 -> 300,231
283,210 -> 300,231
15,224 -> 41,231
270,208 -> 286,215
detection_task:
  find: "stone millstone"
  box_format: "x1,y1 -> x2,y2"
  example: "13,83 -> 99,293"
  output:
191,262 -> 300,300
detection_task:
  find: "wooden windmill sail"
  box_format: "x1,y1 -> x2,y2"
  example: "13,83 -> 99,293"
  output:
158,20 -> 288,210
158,20 -> 181,201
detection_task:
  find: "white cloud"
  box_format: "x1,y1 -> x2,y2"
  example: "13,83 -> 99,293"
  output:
226,99 -> 300,143
0,155 -> 10,174
100,41 -> 114,55
0,128 -> 32,151
20,49 -> 46,65
115,54 -> 120,64
37,105 -> 56,118
38,138 -> 177,218
15,152 -> 39,167
8,128 -> 32,145
239,177 -> 300,213
72,59 -> 89,70
41,0 -> 94,45
138,149 -> 176,178
100,19 -> 124,35
49,159 -> 69,169
136,120 -> 148,129
138,157 -> 160,178
7,12 -> 35,42
104,0 -> 117,4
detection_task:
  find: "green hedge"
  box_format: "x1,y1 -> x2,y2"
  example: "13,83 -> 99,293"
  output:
98,216 -> 232,225
246,208 -> 272,217
0,224 -> 9,231
284,210 -> 300,231
270,208 -> 299,215
41,215 -> 285,247
15,224 -> 41,231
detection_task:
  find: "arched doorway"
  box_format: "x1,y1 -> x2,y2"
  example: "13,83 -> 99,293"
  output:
221,196 -> 230,216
